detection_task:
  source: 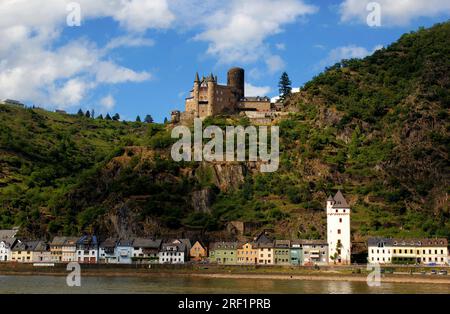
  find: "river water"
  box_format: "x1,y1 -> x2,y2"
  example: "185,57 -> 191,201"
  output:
0,275 -> 449,294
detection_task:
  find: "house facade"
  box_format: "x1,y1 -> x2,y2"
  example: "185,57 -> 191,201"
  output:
99,238 -> 118,264
116,239 -> 133,264
237,242 -> 258,265
132,238 -> 161,264
32,241 -> 51,263
159,242 -> 186,264
368,238 -> 449,265
11,241 -> 33,263
290,241 -> 303,265
76,236 -> 98,264
61,237 -> 78,263
209,242 -> 237,265
301,240 -> 329,265
256,243 -> 274,265
0,238 -> 18,262
274,240 -> 291,265
190,241 -> 208,262
50,237 -> 66,263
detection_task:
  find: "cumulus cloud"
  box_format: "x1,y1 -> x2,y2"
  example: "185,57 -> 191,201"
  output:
0,0 -> 169,109
193,0 -> 318,67
340,0 -> 450,26
245,83 -> 271,97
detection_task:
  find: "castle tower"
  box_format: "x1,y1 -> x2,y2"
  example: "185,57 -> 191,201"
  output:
326,191 -> 351,264
227,67 -> 245,101
193,73 -> 200,118
207,74 -> 216,116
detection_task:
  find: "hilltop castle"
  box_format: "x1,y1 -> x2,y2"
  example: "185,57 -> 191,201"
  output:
172,67 -> 280,123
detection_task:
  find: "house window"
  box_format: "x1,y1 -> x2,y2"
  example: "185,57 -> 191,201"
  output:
339,218 -> 342,223
338,229 -> 341,235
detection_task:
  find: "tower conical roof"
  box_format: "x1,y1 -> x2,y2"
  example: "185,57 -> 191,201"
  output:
327,195 -> 334,201
195,72 -> 200,82
332,190 -> 349,208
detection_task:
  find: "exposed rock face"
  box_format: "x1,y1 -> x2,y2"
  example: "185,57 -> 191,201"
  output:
192,188 -> 214,213
211,163 -> 245,191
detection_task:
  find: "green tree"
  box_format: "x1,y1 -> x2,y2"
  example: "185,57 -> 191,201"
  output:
105,113 -> 112,120
85,110 -> 91,118
97,114 -> 104,120
144,115 -> 154,123
164,117 -> 168,124
112,113 -> 120,121
278,72 -> 292,100
77,109 -> 84,116
136,115 -> 142,123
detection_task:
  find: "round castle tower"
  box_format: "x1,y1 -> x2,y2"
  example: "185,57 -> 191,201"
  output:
227,67 -> 245,100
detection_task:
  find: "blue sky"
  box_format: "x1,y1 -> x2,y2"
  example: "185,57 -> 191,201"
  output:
0,0 -> 449,122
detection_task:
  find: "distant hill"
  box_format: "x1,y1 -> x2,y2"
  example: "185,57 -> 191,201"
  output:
0,22 -> 448,242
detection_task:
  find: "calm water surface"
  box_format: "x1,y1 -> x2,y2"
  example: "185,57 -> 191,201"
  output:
0,275 -> 449,294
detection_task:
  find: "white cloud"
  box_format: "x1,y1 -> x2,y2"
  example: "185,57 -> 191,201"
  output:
104,36 -> 155,51
266,55 -> 286,74
245,83 -> 271,97
340,0 -> 450,26
0,0 -> 170,110
317,44 -> 382,69
193,0 -> 318,67
100,95 -> 116,110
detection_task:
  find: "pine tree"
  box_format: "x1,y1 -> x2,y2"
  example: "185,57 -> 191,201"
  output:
105,113 -> 112,120
77,109 -> 84,116
85,110 -> 91,118
144,115 -> 154,123
136,115 -> 142,123
112,113 -> 120,121
97,114 -> 104,120
164,117 -> 168,124
91,109 -> 95,119
278,72 -> 292,100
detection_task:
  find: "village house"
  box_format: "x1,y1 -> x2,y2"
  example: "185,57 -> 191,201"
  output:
301,240 -> 329,265
116,239 -> 134,264
61,237 -> 78,263
0,230 -> 19,262
76,235 -> 98,264
11,241 -> 49,263
256,242 -> 274,265
32,241 -> 51,263
50,236 -> 66,263
368,238 -> 449,265
99,238 -> 118,264
290,240 -> 303,265
190,241 -> 208,262
209,242 -> 238,265
0,238 -> 18,262
274,240 -> 291,265
132,238 -> 162,264
159,242 -> 186,264
237,242 -> 258,265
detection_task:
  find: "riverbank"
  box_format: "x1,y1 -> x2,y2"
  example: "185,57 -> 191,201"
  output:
1,263 -> 449,285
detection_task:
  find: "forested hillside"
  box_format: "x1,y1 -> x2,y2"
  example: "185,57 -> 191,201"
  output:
0,22 -> 448,242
